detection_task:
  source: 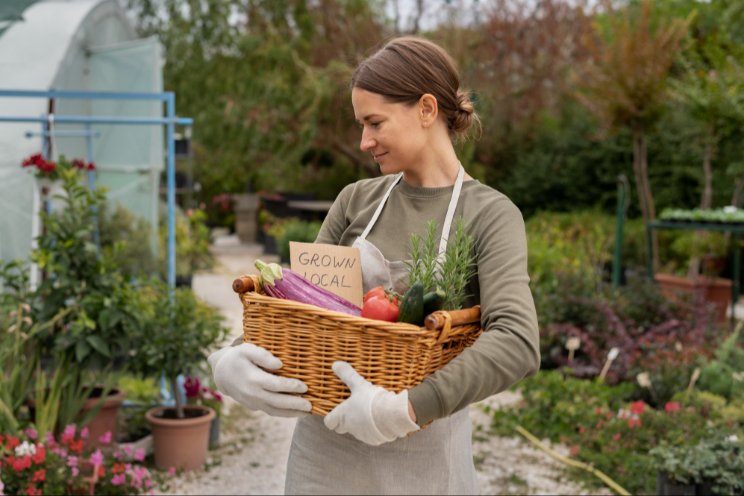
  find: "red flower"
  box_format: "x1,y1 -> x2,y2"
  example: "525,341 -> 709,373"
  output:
72,159 -> 85,169
184,376 -> 201,399
31,446 -> 45,465
26,484 -> 41,496
612,433 -> 621,441
98,465 -> 106,477
578,425 -> 586,434
629,401 -> 646,415
627,418 -> 641,429
69,439 -> 85,454
32,469 -> 45,482
87,162 -> 96,171
664,401 -> 681,413
6,435 -> 21,450
569,445 -> 580,456
112,462 -> 126,474
13,456 -> 32,471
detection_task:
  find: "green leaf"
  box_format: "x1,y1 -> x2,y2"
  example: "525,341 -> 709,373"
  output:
75,340 -> 91,362
86,335 -> 110,357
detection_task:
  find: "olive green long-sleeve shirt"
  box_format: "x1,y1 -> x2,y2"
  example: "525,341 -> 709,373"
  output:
315,175 -> 540,425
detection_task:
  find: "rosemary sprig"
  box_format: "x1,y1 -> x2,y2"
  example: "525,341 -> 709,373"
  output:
439,217 -> 476,309
406,217 -> 476,309
407,220 -> 439,293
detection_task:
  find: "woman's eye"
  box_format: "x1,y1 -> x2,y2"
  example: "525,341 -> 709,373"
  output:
370,122 -> 381,129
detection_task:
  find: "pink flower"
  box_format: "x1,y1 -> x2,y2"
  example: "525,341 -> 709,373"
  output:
612,433 -> 621,441
67,456 -> 78,468
24,428 -> 38,440
98,431 -> 112,445
629,401 -> 646,415
134,448 -> 145,462
61,424 -> 76,443
111,474 -> 126,486
71,467 -> 79,477
44,432 -> 56,447
90,449 -> 103,467
145,479 -> 153,489
80,427 -> 89,439
664,401 -> 681,413
167,467 -> 177,477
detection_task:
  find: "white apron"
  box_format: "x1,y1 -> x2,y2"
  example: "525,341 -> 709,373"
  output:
285,167 -> 479,495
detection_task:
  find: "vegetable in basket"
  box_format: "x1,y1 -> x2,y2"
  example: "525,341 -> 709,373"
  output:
255,260 -> 361,316
361,286 -> 400,322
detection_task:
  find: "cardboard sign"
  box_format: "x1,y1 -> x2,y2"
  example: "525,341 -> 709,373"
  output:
289,242 -> 363,307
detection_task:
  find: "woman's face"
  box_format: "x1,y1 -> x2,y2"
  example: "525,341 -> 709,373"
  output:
351,88 -> 428,175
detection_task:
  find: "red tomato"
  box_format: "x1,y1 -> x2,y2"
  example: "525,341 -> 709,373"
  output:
361,295 -> 400,322
363,286 -> 388,303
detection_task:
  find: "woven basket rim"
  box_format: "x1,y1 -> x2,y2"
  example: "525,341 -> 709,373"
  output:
240,290 -> 436,336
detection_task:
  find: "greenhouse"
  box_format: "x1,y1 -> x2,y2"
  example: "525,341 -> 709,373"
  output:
0,0 -> 163,269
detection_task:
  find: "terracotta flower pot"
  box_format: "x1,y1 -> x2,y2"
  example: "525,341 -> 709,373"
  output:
654,273 -> 732,323
145,405 -> 216,471
78,387 -> 126,449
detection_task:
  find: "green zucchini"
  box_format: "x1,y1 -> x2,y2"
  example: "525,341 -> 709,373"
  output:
423,288 -> 445,317
398,282 -> 424,325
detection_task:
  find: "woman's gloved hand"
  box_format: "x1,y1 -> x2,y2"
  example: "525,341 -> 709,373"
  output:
324,361 -> 420,445
209,343 -> 312,417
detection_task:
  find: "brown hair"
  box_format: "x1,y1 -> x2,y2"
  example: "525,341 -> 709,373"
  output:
351,36 -> 480,140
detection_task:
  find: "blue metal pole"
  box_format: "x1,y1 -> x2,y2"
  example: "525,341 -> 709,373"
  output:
85,122 -> 96,190
85,122 -> 100,250
166,93 -> 176,291
0,89 -> 170,101
0,115 -> 192,126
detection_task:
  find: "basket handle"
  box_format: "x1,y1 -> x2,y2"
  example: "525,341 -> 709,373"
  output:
425,305 -> 481,332
232,275 -> 259,294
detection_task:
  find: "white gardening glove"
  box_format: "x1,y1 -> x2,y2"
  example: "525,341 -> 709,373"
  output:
324,361 -> 420,446
209,343 -> 312,417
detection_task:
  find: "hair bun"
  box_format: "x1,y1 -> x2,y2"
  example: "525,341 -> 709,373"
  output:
450,90 -> 475,134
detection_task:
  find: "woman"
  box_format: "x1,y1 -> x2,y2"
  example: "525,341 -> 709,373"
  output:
209,36 -> 540,495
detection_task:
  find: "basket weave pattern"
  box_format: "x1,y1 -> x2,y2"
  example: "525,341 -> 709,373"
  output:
236,275 -> 482,416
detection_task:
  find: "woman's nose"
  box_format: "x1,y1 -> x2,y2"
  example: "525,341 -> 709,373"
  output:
359,129 -> 375,152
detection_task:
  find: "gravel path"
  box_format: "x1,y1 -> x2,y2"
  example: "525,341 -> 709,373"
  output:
159,236 -> 610,495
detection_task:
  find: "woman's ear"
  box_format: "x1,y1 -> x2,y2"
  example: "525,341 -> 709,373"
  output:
418,93 -> 438,128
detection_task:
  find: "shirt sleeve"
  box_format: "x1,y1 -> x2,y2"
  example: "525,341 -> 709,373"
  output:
407,198 -> 540,425
315,183 -> 354,245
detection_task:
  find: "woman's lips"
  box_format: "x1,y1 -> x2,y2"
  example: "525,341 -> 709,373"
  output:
373,152 -> 388,161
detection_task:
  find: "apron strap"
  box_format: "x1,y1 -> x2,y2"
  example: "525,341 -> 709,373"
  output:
437,164 -> 465,257
358,173 -> 403,240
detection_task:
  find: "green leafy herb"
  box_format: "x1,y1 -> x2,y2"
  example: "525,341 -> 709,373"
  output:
406,217 -> 476,310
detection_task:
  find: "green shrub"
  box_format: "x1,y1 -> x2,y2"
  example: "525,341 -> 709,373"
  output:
492,370 -> 738,494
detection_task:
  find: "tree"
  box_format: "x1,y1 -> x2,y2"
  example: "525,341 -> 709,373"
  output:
573,0 -> 692,270
123,0 -> 387,209
670,45 -> 744,209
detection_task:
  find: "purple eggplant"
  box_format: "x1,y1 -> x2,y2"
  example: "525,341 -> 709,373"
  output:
255,260 -> 361,316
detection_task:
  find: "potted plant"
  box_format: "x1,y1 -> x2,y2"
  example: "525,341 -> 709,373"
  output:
132,281 -> 227,470
655,225 -> 732,323
651,431 -> 744,495
21,155 -> 141,442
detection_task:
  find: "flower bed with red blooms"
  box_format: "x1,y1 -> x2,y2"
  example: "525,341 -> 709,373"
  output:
0,425 -> 156,495
489,370 -> 743,494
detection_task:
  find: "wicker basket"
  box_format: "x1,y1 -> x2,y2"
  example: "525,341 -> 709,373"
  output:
233,275 -> 482,416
